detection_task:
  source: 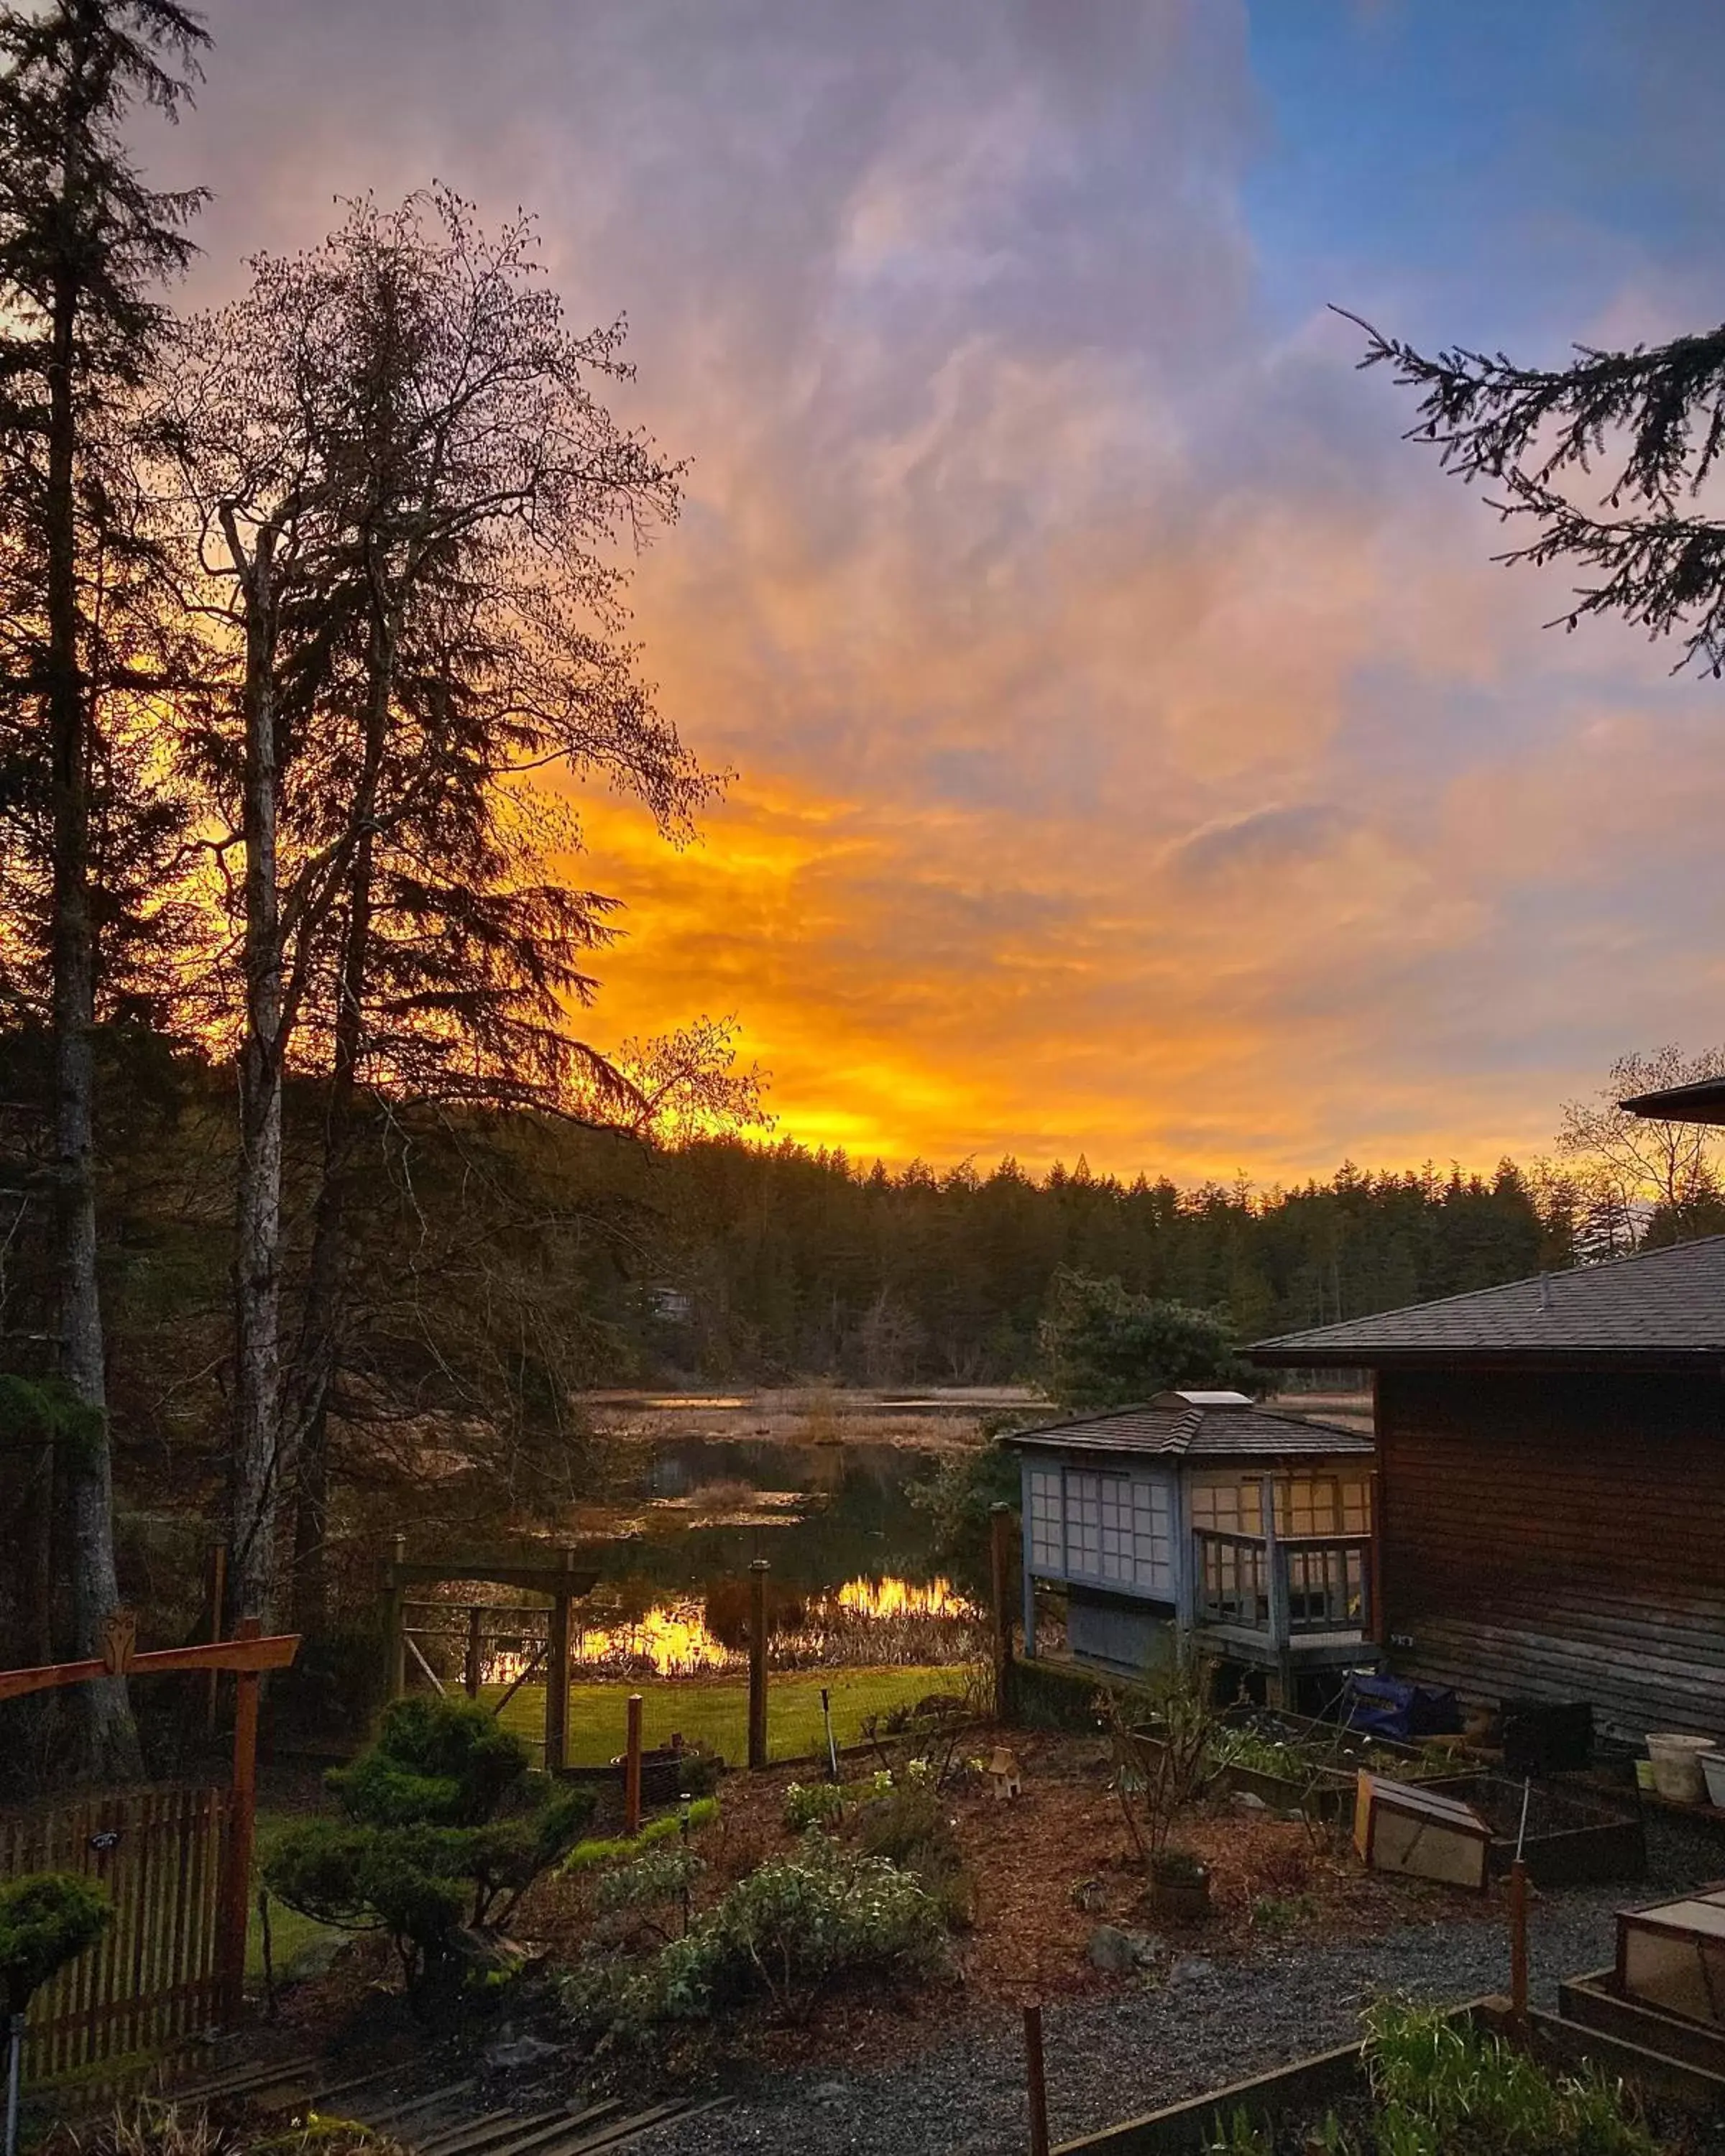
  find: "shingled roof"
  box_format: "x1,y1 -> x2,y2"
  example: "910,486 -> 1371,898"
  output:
1003,1391 -> 1371,1460
1251,1233 -> 1725,1368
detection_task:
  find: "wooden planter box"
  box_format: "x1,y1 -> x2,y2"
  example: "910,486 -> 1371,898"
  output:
1051,1997 -> 1725,2155
1450,1773 -> 1645,1887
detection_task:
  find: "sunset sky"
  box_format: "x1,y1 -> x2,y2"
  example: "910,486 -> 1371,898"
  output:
167,1 -> 1725,1180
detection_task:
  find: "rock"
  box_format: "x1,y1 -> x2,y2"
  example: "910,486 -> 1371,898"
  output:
484,2033 -> 563,2073
1231,1790 -> 1271,1812
811,2082 -> 849,2105
1087,1923 -> 1162,1973
1167,1955 -> 1216,1986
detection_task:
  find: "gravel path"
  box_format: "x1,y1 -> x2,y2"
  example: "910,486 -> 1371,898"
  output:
639,1818 -> 1723,2156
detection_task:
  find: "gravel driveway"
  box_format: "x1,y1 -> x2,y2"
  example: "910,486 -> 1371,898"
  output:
640,1818 -> 1723,2156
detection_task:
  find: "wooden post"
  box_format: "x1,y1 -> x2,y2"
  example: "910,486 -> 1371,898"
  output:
1024,2000 -> 1050,2156
544,1547 -> 575,1774
1260,1474 -> 1290,1707
464,1604 -> 483,1700
989,1502 -> 1014,1715
1509,1858 -> 1530,2024
1367,1460 -> 1386,1647
205,1539 -> 227,1735
748,1558 -> 769,1770
219,1616 -> 262,2022
625,1692 -> 643,1835
383,1534 -> 406,1703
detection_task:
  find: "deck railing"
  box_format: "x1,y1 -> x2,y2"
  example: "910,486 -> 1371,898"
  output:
1193,1528 -> 1372,1647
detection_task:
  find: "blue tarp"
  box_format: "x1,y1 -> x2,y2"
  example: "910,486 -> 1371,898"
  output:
1341,1670 -> 1462,1741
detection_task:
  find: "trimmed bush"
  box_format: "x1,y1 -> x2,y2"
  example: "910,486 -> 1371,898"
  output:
0,1871 -> 111,2014
265,1695 -> 594,1989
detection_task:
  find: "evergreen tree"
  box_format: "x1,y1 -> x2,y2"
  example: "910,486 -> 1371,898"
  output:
0,0 -> 207,1772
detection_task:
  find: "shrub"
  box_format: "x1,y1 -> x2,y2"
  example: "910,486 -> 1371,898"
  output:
265,1695 -> 594,1990
592,1844 -> 704,1917
853,1779 -> 975,1930
565,1833 -> 946,2040
0,1871 -> 111,2014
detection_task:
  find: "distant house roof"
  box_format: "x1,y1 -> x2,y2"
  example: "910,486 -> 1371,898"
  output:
1002,1391 -> 1371,1461
1251,1233 -> 1725,1368
1620,1074 -> 1725,1125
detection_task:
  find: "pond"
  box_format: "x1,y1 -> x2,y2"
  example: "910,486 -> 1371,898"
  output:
410,1411 -> 993,1683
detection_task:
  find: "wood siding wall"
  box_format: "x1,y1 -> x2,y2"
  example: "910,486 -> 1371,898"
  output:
1378,1368 -> 1725,1740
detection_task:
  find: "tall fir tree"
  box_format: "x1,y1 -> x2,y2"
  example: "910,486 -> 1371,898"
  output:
0,0 -> 206,1772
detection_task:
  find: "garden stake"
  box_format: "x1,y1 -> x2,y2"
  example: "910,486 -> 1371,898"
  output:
625,1692 -> 643,1835
748,1560 -> 770,1769
4,2012 -> 22,2156
1509,1774 -> 1531,2025
679,1792 -> 693,1935
258,1886 -> 275,2017
821,1686 -> 839,1781
1024,2001 -> 1049,2156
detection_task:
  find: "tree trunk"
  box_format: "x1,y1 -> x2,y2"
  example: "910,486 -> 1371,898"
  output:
287,621 -> 390,1633
46,197 -> 138,1777
231,525 -> 285,1626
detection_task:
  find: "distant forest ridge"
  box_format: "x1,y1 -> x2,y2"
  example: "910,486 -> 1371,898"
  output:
631,1136 -> 1590,1385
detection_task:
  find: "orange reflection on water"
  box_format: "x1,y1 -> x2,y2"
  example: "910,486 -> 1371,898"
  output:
835,1575 -> 971,1620
574,1603 -> 733,1676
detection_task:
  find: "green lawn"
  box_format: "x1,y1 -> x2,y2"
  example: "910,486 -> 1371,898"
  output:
482,1664 -> 961,1767
250,1810 -> 347,1984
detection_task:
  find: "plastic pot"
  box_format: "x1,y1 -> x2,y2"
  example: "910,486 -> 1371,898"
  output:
1646,1732 -> 1713,1805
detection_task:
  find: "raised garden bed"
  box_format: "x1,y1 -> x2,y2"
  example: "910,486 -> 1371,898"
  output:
1051,1996 -> 1725,2155
1200,1709 -> 1473,1823
1560,1966 -> 1725,2081
1444,1772 -> 1646,1887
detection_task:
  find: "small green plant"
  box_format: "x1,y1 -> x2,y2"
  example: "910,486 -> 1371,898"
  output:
564,1797 -> 718,1874
1202,2106 -> 1271,2156
783,1780 -> 845,1832
265,1696 -> 594,1991
0,1871 -> 111,2014
1248,1892 -> 1315,1937
1151,1846 -> 1205,1886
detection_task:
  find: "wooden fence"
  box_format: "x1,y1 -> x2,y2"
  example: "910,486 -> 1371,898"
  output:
1,1782 -> 232,2080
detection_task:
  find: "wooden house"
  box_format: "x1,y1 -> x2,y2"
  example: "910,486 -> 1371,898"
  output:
1251,1235 -> 1725,1742
1004,1391 -> 1377,1697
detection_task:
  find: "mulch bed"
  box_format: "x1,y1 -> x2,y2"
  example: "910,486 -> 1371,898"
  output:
250,1726 -> 1505,2086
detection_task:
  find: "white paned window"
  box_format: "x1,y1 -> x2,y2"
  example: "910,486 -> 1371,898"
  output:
1067,1471 -> 1102,1577
1029,1466 -> 1064,1570
1131,1479 -> 1173,1593
1098,1475 -> 1133,1585
1190,1477 -> 1259,1535
1272,1474 -> 1374,1537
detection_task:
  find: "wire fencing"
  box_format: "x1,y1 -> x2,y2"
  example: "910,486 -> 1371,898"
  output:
400,1567 -> 993,1775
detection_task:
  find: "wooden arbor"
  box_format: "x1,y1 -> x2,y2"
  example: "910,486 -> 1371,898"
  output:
0,1614 -> 300,2024
381,1540 -> 599,1770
